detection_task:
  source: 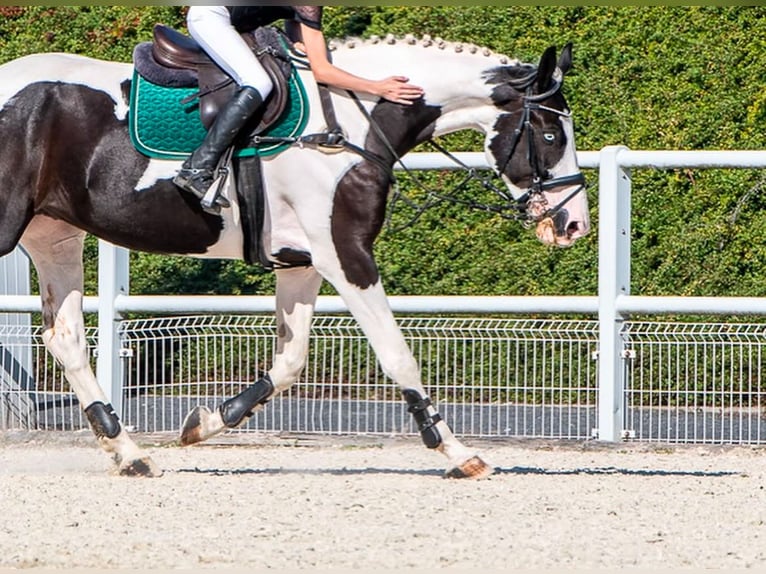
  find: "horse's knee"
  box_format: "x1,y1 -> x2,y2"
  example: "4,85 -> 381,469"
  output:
271,351 -> 308,388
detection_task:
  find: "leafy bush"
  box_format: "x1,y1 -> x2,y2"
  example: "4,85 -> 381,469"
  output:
2,6 -> 765,299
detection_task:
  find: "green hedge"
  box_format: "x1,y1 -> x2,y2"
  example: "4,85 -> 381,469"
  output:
2,6 -> 765,299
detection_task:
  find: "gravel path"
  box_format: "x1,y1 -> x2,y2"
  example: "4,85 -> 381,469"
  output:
1,431 -> 765,569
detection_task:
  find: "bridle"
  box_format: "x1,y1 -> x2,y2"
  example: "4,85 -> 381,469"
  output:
487,70 -> 586,227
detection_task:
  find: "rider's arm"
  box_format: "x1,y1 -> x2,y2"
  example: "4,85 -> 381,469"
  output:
299,24 -> 423,105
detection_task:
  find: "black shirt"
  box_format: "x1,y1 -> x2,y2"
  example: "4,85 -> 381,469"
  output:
227,6 -> 323,32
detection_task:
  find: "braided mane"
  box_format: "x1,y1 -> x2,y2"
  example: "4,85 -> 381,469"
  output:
327,34 -> 518,67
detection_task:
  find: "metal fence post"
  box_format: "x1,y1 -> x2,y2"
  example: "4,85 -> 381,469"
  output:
597,145 -> 632,441
96,240 -> 129,417
0,247 -> 33,429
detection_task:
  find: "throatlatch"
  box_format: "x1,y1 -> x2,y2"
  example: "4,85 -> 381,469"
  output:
84,401 -> 121,439
219,374 -> 275,428
402,389 -> 443,449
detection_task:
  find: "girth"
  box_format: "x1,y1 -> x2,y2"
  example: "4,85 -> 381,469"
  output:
148,24 -> 290,132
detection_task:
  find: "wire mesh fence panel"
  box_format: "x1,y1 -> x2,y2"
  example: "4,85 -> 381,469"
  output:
9,315 -> 766,445
0,323 -> 92,432
623,321 -> 766,444
119,315 -> 599,439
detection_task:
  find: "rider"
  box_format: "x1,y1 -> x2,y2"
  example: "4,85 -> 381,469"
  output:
174,6 -> 424,209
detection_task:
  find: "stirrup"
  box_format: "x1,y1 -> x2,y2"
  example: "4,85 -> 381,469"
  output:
174,168 -> 230,214
200,168 -> 230,214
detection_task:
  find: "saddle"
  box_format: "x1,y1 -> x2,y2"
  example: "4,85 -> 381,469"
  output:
137,24 -> 292,133
130,25 -> 331,269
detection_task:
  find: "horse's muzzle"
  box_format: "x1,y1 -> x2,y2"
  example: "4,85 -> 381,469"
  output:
535,208 -> 589,247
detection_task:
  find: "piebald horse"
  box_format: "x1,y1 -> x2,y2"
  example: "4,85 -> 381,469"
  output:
0,32 -> 589,478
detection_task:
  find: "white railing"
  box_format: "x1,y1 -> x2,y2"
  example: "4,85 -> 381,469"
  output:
3,147 -> 766,441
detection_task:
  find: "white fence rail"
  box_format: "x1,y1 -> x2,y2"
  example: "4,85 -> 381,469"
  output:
3,147 -> 766,443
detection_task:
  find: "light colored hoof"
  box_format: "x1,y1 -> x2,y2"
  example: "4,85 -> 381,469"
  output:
118,456 -> 163,478
180,405 -> 224,446
444,455 -> 494,480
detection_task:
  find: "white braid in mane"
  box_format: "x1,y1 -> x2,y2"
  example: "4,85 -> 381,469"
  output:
326,33 -> 519,68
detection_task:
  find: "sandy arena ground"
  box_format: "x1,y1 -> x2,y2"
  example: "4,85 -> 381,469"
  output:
1,430 -> 766,570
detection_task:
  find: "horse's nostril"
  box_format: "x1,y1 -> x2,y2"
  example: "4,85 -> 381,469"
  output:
566,222 -> 579,237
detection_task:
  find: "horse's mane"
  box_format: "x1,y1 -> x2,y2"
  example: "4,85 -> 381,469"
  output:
326,33 -> 518,67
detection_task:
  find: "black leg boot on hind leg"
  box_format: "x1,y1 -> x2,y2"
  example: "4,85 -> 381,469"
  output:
173,86 -> 264,212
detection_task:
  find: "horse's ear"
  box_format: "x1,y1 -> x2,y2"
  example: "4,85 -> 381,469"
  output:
537,45 -> 558,93
557,43 -> 573,76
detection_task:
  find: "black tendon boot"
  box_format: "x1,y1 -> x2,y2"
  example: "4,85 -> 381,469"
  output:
174,86 -> 264,212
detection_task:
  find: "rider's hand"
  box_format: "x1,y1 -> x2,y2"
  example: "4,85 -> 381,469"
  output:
374,76 -> 424,105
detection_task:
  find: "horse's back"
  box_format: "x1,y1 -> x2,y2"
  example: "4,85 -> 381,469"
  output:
0,52 -> 131,112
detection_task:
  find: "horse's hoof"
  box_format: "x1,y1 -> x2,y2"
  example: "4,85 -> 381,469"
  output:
444,455 -> 494,479
180,405 -> 224,446
118,456 -> 163,478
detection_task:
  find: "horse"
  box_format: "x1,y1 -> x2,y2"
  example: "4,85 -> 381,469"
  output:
0,30 -> 590,478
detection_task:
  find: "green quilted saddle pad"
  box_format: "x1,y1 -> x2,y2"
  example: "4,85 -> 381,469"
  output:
128,68 -> 309,160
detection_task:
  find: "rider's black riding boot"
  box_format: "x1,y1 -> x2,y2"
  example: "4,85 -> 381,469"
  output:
173,86 -> 263,210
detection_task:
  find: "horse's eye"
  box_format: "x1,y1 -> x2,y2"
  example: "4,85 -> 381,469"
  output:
542,132 -> 556,144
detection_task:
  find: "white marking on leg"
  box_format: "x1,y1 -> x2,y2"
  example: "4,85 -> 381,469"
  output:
42,290 -> 158,474
268,267 -> 323,392
42,290 -> 103,406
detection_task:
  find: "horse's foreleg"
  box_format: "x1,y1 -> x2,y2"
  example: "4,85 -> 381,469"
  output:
21,217 -> 161,477
323,278 -> 493,480
181,266 -> 322,445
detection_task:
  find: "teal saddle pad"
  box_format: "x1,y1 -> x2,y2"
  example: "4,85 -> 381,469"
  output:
129,68 -> 309,160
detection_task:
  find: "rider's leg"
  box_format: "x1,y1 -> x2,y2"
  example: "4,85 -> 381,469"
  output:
173,87 -> 263,202
174,6 -> 274,206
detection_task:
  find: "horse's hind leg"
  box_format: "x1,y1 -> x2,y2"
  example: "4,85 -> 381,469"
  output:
21,215 -> 161,477
180,265 -> 323,444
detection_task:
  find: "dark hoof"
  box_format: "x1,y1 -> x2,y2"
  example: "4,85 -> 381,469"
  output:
180,405 -> 224,446
180,405 -> 206,446
118,457 -> 163,477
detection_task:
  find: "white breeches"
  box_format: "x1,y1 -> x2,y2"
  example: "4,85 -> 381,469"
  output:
187,5 -> 274,99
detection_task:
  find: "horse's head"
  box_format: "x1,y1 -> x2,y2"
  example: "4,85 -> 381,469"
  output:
483,43 -> 589,247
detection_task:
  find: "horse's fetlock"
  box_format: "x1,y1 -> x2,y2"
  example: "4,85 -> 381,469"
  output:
84,401 -> 121,439
219,374 -> 275,428
402,389 -> 443,449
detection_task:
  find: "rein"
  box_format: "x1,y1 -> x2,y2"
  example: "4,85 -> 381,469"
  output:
251,44 -> 585,232
356,73 -> 587,232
